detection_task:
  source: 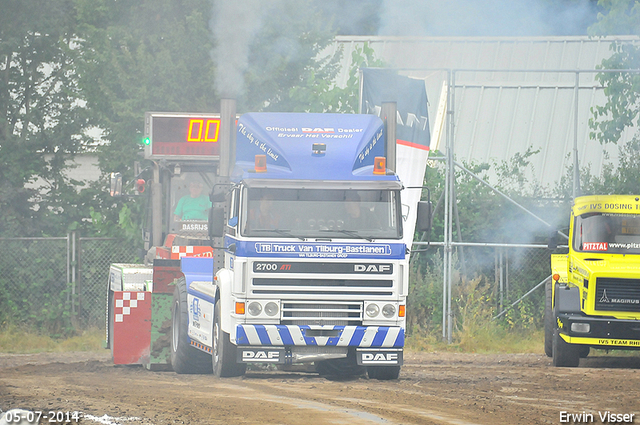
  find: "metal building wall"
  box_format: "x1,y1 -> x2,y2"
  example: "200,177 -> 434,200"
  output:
331,36 -> 640,188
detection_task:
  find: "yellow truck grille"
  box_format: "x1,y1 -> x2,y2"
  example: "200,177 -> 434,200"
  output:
595,277 -> 640,313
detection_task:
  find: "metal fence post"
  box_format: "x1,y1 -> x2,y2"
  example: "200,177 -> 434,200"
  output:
71,231 -> 77,316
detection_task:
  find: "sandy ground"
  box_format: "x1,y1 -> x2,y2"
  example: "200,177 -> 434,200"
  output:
1,350 -> 639,424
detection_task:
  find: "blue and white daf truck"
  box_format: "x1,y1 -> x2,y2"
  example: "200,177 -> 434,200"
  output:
170,102 -> 430,380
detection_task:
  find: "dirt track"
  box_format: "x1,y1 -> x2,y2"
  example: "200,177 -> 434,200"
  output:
1,350 -> 639,425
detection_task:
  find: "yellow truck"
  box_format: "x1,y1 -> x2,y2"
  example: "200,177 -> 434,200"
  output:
546,195 -> 640,367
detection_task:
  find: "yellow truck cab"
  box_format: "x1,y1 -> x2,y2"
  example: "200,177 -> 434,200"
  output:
546,195 -> 640,366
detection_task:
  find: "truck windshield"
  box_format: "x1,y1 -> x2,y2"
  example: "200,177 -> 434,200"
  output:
240,188 -> 401,240
574,213 -> 640,254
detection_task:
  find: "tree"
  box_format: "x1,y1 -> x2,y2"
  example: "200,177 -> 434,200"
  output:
586,0 -> 640,195
589,0 -> 640,35
0,0 -> 92,236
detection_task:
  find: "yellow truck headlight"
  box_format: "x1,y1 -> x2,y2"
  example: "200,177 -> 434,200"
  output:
571,323 -> 590,333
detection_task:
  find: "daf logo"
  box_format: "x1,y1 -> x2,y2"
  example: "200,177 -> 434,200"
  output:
242,350 -> 280,360
363,353 -> 398,362
354,264 -> 391,273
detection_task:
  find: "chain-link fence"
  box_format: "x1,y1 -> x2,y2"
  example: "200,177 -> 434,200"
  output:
77,237 -> 139,327
407,243 -> 554,334
1,235 -> 553,333
0,237 -> 71,335
0,235 -> 137,333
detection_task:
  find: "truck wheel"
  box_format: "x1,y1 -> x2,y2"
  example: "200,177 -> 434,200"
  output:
170,278 -> 213,374
579,346 -> 590,358
367,366 -> 401,380
544,280 -> 553,357
552,329 -> 580,367
212,298 -> 246,377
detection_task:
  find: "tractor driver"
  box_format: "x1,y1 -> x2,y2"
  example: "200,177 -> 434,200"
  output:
174,180 -> 211,221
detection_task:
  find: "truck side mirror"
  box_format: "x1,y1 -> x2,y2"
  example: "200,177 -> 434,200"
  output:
110,172 -> 122,197
209,207 -> 225,238
416,201 -> 432,232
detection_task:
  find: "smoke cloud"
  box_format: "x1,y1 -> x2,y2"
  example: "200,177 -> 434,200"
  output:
210,0 -> 274,99
378,0 -> 597,37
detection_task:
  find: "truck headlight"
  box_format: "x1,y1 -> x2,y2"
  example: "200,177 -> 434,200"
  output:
382,304 -> 396,318
248,301 -> 262,316
264,302 -> 279,317
571,322 -> 590,333
366,303 -> 380,317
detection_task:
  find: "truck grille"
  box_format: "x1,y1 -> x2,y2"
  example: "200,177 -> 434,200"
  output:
595,277 -> 640,313
281,301 -> 363,326
252,278 -> 393,296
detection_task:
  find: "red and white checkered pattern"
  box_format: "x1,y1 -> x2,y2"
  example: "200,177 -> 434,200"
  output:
114,291 -> 146,323
170,245 -> 214,259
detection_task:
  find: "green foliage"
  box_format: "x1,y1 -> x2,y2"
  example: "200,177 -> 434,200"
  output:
554,139 -> 640,196
407,254 -> 444,334
0,239 -> 75,336
423,147 -> 556,246
590,42 -> 640,146
0,0 -> 93,237
589,0 -> 640,36
407,255 -> 545,352
587,1 -> 640,193
288,42 -> 386,113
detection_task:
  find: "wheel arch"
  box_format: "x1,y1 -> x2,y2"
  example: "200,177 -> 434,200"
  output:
215,268 -> 234,336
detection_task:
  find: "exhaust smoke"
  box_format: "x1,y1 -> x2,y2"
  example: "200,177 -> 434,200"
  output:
210,0 -> 270,99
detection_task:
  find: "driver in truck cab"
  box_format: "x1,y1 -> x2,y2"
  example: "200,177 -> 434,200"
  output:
251,193 -> 280,230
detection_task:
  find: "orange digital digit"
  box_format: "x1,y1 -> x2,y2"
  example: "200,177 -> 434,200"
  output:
204,119 -> 220,142
187,119 -> 204,142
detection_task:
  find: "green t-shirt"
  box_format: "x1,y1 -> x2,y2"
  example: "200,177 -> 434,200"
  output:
174,195 -> 211,220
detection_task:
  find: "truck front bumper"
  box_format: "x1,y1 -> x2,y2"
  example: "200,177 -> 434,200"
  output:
557,313 -> 640,348
235,324 -> 404,347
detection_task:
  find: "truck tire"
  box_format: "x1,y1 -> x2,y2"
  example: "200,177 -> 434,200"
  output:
170,278 -> 213,374
552,329 -> 580,367
212,298 -> 246,377
367,366 -> 401,380
544,280 -> 553,357
579,346 -> 590,358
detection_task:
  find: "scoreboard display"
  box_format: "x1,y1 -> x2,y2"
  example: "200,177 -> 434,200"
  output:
144,112 -> 221,160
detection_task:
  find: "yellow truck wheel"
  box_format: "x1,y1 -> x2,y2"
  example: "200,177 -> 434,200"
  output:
544,281 -> 553,357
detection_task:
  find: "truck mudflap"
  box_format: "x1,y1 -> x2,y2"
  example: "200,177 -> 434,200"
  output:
235,325 -> 404,348
356,348 -> 403,366
557,313 -> 640,348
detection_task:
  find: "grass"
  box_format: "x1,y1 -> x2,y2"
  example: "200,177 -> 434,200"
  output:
1,323 -> 546,355
0,324 -> 105,354
2,324 -> 638,359
406,326 -> 544,354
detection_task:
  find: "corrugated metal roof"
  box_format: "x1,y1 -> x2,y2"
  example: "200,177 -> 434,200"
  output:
331,36 -> 640,189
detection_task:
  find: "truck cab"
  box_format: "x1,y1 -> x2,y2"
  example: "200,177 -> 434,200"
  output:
547,195 -> 640,366
173,111 -> 427,379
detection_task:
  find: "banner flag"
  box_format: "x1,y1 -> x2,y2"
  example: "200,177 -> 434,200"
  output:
360,68 -> 431,248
